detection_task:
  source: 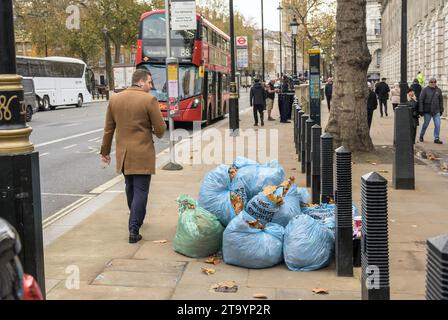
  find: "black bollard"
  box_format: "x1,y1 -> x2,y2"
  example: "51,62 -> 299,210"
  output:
311,125 -> 322,204
321,133 -> 334,204
361,172 -> 390,300
335,146 -> 353,277
297,111 -> 305,161
294,103 -> 299,154
425,234 -> 448,300
300,114 -> 309,173
305,118 -> 315,187
393,106 -> 415,189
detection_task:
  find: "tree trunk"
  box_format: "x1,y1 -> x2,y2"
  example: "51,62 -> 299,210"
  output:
325,0 -> 374,152
114,43 -> 121,64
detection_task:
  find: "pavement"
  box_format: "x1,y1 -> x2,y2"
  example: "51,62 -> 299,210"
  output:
41,97 -> 448,300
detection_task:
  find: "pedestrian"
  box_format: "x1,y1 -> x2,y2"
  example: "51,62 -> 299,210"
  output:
418,78 -> 444,144
286,76 -> 294,120
416,71 -> 426,87
250,78 -> 267,126
367,82 -> 378,129
390,83 -> 401,111
375,77 -> 390,117
410,79 -> 422,100
266,79 -> 276,121
325,78 -> 333,112
100,69 -> 167,244
407,88 -> 420,144
279,75 -> 291,123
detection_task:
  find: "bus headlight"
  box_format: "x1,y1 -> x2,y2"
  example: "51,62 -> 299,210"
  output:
191,98 -> 200,108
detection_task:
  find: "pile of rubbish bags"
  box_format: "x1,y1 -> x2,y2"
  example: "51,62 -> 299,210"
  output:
173,157 -> 359,272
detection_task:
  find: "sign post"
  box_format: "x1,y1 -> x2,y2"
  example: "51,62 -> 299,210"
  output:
308,47 -> 321,126
171,0 -> 197,31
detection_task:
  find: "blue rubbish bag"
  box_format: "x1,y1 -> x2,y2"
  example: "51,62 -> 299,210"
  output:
271,185 -> 302,227
232,156 -> 259,169
245,190 -> 283,226
236,160 -> 285,199
223,212 -> 285,269
198,165 -> 247,226
301,204 -> 336,236
283,214 -> 335,272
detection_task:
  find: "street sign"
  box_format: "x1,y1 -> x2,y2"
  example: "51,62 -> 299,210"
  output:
237,48 -> 249,69
236,36 -> 248,48
167,58 -> 180,118
171,0 -> 197,31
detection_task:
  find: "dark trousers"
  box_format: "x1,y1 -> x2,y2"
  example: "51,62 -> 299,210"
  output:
286,95 -> 292,120
379,99 -> 388,116
367,109 -> 374,129
253,104 -> 264,125
326,95 -> 332,111
279,95 -> 288,122
124,175 -> 151,235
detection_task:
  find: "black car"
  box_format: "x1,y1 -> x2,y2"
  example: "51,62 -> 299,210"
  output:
22,78 -> 39,122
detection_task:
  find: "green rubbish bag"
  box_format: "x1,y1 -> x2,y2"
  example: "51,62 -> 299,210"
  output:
173,195 -> 225,258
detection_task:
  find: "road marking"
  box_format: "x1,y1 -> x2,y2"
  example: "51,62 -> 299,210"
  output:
42,196 -> 94,229
89,175 -> 124,194
42,193 -> 92,197
63,144 -> 78,150
60,123 -> 81,128
35,128 -> 103,148
88,137 -> 101,142
39,152 -> 50,157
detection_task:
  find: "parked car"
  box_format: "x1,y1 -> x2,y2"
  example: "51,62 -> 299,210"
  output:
22,78 -> 39,122
0,218 -> 43,300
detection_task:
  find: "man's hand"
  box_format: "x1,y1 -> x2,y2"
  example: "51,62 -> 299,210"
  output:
101,154 -> 111,166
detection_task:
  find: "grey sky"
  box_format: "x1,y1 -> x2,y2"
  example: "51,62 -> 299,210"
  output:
234,0 -> 282,31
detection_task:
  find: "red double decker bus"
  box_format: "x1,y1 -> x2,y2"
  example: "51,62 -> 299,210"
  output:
136,10 -> 230,124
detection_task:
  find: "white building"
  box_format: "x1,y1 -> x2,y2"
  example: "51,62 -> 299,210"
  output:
367,0 -> 382,81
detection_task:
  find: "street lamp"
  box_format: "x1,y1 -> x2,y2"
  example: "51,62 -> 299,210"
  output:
0,0 -> 45,297
277,3 -> 283,77
261,0 -> 265,82
290,16 -> 299,78
229,0 -> 239,135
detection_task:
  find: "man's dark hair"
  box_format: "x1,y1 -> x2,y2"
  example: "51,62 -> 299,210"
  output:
381,77 -> 387,81
413,79 -> 419,83
132,69 -> 151,85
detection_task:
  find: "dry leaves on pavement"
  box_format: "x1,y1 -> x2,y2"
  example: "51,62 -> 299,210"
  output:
153,240 -> 168,244
211,281 -> 238,293
205,256 -> 223,265
201,267 -> 216,275
253,293 -> 268,299
312,288 -> 329,295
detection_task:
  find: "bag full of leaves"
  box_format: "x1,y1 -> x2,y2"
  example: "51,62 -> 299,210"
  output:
173,195 -> 225,258
223,211 -> 284,269
234,159 -> 286,200
198,165 -> 247,226
283,214 -> 334,272
271,178 -> 304,227
245,186 -> 284,226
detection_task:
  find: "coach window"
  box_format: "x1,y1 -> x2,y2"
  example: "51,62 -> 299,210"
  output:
202,26 -> 208,42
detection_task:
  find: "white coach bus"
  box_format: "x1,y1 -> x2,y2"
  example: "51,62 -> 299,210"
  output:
16,56 -> 94,111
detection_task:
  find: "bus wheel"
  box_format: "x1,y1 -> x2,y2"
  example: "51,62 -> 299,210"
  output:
76,94 -> 83,108
26,106 -> 33,122
42,96 -> 51,111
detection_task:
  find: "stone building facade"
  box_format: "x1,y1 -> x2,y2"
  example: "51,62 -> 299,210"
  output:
379,0 -> 448,111
367,0 -> 382,81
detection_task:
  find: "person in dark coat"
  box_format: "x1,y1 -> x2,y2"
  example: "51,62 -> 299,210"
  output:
325,78 -> 333,111
407,88 -> 420,144
250,79 -> 267,126
367,82 -> 378,129
418,78 -> 444,144
410,79 -> 422,100
375,78 -> 390,117
279,76 -> 290,123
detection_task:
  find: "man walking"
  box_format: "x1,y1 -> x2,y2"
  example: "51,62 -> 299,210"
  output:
325,78 -> 333,112
410,79 -> 422,100
367,82 -> 378,129
279,75 -> 291,123
266,79 -> 276,121
375,77 -> 390,117
100,69 -> 167,243
418,78 -> 444,144
250,78 -> 267,126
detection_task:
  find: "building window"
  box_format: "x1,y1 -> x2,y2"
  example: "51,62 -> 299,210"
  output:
376,50 -> 382,67
374,19 -> 381,36
130,53 -> 136,65
119,54 -> 125,64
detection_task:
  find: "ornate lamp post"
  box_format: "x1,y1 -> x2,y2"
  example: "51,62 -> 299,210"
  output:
277,3 -> 283,77
290,16 -> 299,78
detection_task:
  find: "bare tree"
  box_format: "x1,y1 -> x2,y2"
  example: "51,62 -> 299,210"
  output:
325,0 -> 374,152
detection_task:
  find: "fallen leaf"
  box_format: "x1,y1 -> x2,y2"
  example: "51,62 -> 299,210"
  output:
371,162 -> 377,165
253,293 -> 268,299
205,256 -> 223,265
247,220 -> 265,230
153,240 -> 168,244
211,281 -> 238,293
201,267 -> 216,275
378,170 -> 389,173
428,153 -> 437,161
351,161 -> 356,165
312,288 -> 329,295
291,168 -> 297,171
